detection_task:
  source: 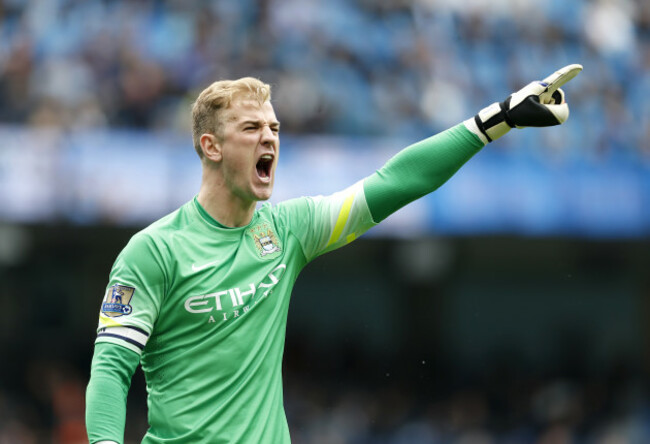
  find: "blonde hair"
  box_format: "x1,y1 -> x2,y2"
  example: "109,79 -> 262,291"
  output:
191,77 -> 272,158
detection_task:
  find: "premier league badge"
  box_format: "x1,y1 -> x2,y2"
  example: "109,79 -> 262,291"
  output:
101,284 -> 135,317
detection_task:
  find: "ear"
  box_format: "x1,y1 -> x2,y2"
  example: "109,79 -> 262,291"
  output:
200,133 -> 222,162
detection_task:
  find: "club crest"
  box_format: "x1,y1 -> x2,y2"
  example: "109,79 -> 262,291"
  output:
248,223 -> 282,258
101,284 -> 135,317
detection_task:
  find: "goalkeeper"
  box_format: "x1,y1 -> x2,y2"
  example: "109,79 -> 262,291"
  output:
86,65 -> 582,443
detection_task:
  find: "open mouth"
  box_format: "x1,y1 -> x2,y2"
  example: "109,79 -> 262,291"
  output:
256,154 -> 273,180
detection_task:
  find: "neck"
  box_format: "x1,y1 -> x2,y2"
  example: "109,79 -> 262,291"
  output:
197,170 -> 256,228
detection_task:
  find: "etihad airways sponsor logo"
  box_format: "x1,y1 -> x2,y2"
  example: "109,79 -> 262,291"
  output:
184,264 -> 287,323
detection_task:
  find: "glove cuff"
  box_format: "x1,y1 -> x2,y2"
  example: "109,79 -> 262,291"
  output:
463,116 -> 488,145
473,101 -> 513,143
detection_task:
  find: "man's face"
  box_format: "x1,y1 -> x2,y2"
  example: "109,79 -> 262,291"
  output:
218,98 -> 280,204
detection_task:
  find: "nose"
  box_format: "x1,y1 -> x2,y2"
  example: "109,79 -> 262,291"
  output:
260,125 -> 277,147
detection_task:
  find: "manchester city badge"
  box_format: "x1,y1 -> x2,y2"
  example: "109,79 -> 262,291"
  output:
248,223 -> 282,258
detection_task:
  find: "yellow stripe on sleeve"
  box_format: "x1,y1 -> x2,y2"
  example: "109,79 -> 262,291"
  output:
326,193 -> 355,247
99,315 -> 124,328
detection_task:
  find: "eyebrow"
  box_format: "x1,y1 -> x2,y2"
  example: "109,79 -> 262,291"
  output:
240,119 -> 281,129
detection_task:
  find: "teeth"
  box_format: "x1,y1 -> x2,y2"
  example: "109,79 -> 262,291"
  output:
260,154 -> 273,160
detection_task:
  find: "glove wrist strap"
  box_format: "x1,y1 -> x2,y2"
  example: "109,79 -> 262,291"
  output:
500,98 -> 516,128
474,101 -> 513,143
474,115 -> 493,143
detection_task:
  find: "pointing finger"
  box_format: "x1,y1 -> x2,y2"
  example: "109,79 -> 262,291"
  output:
540,64 -> 583,93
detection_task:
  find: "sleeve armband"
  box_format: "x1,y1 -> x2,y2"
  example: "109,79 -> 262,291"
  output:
95,325 -> 150,355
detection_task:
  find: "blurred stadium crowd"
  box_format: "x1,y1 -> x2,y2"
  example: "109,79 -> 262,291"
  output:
1,0 -> 650,443
0,0 -> 648,162
1,353 -> 649,443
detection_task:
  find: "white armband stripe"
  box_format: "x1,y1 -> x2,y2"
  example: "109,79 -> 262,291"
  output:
96,326 -> 149,352
95,335 -> 143,355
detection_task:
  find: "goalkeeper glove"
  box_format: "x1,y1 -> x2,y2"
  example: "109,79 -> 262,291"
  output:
469,64 -> 583,143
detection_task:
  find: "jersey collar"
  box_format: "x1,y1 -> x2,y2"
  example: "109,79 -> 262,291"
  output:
192,196 -> 259,230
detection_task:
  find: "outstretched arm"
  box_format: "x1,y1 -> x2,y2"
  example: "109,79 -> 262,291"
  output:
364,64 -> 583,223
364,122 -> 484,223
273,65 -> 582,261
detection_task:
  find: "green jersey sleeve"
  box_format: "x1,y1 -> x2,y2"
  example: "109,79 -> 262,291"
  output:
363,123 -> 485,223
86,342 -> 140,444
273,124 -> 483,262
274,180 -> 377,262
94,231 -> 168,355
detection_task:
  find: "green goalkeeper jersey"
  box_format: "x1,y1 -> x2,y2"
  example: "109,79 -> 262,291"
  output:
87,123 -> 485,444
95,181 -> 376,443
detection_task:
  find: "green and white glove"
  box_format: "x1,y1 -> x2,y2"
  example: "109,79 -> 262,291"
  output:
466,64 -> 583,143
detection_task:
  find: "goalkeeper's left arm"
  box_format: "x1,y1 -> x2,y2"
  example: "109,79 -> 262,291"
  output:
363,64 -> 582,222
